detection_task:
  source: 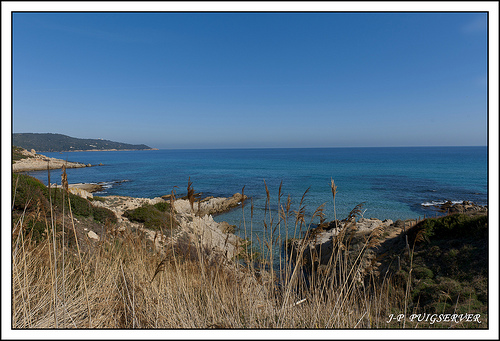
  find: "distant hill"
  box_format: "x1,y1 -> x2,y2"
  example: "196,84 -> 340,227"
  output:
13,133 -> 154,152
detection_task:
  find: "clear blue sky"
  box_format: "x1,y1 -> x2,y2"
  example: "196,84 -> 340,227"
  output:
12,11 -> 488,149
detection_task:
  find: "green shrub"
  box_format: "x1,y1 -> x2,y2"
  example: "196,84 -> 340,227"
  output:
12,173 -> 117,228
90,196 -> 106,202
410,214 -> 487,244
411,278 -> 436,304
92,206 -> 118,224
23,218 -> 47,242
153,201 -> 171,212
124,204 -> 176,230
413,266 -> 434,279
437,278 -> 462,300
12,174 -> 49,211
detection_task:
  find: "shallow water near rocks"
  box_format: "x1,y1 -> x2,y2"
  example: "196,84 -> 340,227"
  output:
28,146 -> 487,241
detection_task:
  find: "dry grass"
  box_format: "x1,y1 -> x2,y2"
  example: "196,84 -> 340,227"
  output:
12,233 -> 397,329
11,174 -> 414,330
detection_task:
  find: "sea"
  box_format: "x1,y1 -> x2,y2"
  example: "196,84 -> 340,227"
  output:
25,147 -> 488,240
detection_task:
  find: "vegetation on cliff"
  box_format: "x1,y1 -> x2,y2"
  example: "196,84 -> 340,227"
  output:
12,145 -> 29,162
12,173 -> 117,242
390,214 -> 488,319
124,202 -> 177,230
13,133 -> 153,152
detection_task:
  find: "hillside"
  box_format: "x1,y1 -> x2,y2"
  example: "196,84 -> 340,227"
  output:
13,133 -> 153,152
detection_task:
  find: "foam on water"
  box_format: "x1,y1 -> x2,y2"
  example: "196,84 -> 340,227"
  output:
421,200 -> 465,207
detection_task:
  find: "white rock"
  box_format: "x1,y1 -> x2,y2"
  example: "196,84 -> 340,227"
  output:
87,231 -> 100,241
68,187 -> 93,199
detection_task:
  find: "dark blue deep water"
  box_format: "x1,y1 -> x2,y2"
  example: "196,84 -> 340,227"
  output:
28,147 -> 487,238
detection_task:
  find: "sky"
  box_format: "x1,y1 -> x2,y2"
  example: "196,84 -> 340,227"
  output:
8,6 -> 493,149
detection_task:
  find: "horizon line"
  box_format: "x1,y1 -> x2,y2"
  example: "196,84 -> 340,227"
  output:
40,145 -> 488,152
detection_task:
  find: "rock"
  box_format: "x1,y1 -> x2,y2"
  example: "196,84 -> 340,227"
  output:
174,193 -> 247,216
394,220 -> 405,228
440,201 -> 454,211
219,222 -> 236,234
356,218 -> 392,232
448,202 -> 487,214
95,192 -> 248,261
87,231 -> 99,241
68,187 -> 93,199
12,155 -> 89,172
287,216 -> 397,281
30,149 -> 36,154
177,213 -> 243,259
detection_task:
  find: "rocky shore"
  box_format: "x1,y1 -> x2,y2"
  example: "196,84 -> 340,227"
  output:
287,200 -> 488,282
71,176 -> 487,269
12,148 -> 101,173
438,200 -> 488,215
87,190 -> 248,260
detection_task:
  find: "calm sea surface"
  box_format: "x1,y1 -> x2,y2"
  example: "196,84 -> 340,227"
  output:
28,147 -> 487,239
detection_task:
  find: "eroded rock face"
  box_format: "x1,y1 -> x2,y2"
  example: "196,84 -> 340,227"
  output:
176,213 -> 243,259
172,194 -> 247,259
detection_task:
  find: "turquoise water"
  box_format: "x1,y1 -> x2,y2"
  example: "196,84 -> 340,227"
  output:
28,147 -> 488,239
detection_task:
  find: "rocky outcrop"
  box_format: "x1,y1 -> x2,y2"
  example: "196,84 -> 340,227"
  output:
12,148 -> 97,172
68,187 -> 94,199
52,183 -> 105,199
173,193 -> 247,216
440,201 -> 488,215
91,192 -> 248,260
176,213 -> 243,259
356,217 -> 393,232
172,194 -> 248,259
287,217 -> 401,282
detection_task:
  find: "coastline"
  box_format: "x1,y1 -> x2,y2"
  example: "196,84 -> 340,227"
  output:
70,176 -> 487,266
59,148 -> 159,152
11,171 -> 489,328
88,189 -> 248,260
12,147 -> 103,173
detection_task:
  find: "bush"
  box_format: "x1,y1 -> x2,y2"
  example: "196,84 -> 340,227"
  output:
12,174 -> 117,228
92,206 -> 118,224
90,196 -> 106,202
12,146 -> 29,162
153,201 -> 171,212
124,204 -> 176,230
413,266 -> 434,279
410,214 -> 487,243
12,174 -> 49,211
